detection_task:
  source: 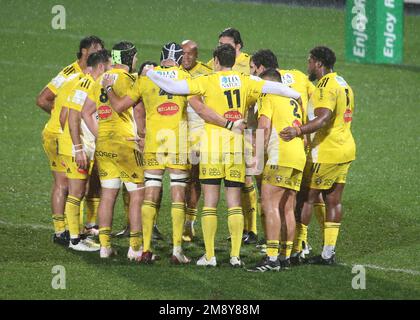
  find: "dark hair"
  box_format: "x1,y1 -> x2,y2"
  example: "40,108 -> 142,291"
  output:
259,68 -> 282,82
87,49 -> 111,68
251,49 -> 279,69
213,44 -> 236,68
160,42 -> 183,65
309,46 -> 336,69
138,61 -> 158,74
219,27 -> 243,49
112,41 -> 137,72
77,36 -> 105,59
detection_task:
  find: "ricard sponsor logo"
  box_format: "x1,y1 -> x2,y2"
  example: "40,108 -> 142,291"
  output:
98,105 -> 112,119
157,102 -> 179,116
224,110 -> 242,122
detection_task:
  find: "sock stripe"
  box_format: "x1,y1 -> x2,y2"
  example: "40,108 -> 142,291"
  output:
143,201 -> 157,208
67,198 -> 81,206
242,186 -> 255,193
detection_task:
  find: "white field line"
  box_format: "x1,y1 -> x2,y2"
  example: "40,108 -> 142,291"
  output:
339,262 -> 420,276
0,219 -> 53,231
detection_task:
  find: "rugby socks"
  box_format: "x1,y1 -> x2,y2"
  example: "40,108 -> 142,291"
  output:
171,202 -> 185,247
241,183 -> 258,234
129,231 -> 143,251
314,202 -> 326,240
99,227 -> 111,248
65,195 -> 81,239
293,223 -> 308,253
79,198 -> 85,229
280,241 -> 293,260
266,240 -> 279,261
85,197 -> 100,227
228,207 -> 244,257
52,213 -> 66,235
323,222 -> 341,259
141,200 -> 157,252
201,207 -> 217,260
185,207 -> 197,224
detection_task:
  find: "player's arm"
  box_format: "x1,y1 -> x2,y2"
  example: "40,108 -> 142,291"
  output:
257,115 -> 272,151
132,100 -> 146,151
280,107 -> 331,142
36,87 -> 55,114
101,75 -> 136,112
69,108 -> 88,170
188,96 -> 245,133
261,80 -> 301,102
144,69 -> 190,95
81,97 -> 98,138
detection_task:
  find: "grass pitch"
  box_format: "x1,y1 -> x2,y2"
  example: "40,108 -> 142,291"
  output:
0,0 -> 419,300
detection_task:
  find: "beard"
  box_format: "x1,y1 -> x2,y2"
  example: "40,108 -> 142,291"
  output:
308,71 -> 317,82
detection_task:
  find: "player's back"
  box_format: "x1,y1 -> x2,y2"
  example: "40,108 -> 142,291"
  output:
278,68 -> 314,122
93,68 -> 136,139
308,72 -> 356,163
132,66 -> 189,153
259,94 -> 306,171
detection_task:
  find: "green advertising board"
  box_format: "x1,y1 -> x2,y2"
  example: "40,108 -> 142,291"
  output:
346,0 -> 404,64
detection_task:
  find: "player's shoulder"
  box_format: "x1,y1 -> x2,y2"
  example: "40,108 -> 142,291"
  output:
197,61 -> 213,73
77,74 -> 94,90
60,61 -> 81,77
317,72 -> 348,89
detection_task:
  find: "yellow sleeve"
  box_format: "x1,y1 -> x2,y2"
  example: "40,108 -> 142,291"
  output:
46,71 -> 68,95
186,75 -> 207,96
247,76 -> 266,98
68,83 -> 90,112
258,96 -> 273,120
127,77 -> 143,103
312,86 -> 337,111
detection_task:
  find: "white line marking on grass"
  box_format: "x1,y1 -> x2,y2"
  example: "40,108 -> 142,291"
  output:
340,262 -> 420,276
0,219 -> 53,231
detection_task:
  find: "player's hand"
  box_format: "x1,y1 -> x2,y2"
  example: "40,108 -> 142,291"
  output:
231,119 -> 246,134
280,126 -> 298,142
102,73 -> 116,88
126,136 -> 145,151
75,150 -> 88,171
141,64 -> 155,76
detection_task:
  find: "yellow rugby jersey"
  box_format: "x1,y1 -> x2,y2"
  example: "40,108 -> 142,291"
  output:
207,52 -> 251,74
186,71 -> 265,154
278,69 -> 314,122
59,74 -> 96,156
90,69 -> 136,140
46,61 -> 83,95
308,72 -> 356,164
258,94 -> 306,171
44,72 -> 84,134
181,60 -> 213,77
127,66 -> 189,154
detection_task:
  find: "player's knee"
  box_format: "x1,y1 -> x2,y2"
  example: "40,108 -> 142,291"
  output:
100,178 -> 122,190
144,173 -> 163,188
169,172 -> 189,188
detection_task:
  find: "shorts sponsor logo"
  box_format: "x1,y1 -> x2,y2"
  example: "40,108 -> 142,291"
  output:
131,173 -> 138,179
230,169 -> 241,178
209,168 -> 221,176
201,168 -> 207,175
276,175 -> 283,183
121,171 -> 129,178
315,177 -> 322,185
220,75 -> 241,89
99,169 -> 108,177
95,151 -> 118,158
344,109 -> 353,122
224,110 -> 242,122
52,161 -> 57,167
98,105 -> 112,119
157,102 -> 179,116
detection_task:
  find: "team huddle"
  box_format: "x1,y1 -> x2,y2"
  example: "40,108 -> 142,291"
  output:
36,27 -> 356,271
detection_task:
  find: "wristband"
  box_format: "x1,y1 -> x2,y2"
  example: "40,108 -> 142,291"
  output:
225,120 -> 234,130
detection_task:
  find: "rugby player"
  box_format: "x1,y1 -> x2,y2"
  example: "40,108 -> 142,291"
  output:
37,36 -> 104,244
81,42 -> 145,260
247,69 -> 306,272
143,44 -> 301,267
61,50 -> 111,251
180,40 -> 213,242
280,46 -> 356,265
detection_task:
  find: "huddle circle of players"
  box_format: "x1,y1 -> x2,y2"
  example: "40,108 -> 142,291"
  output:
37,28 -> 356,271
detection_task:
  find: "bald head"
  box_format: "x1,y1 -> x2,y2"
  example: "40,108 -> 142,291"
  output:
181,40 -> 198,70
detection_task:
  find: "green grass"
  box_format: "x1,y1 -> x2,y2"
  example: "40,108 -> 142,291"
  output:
1,0 -> 419,300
